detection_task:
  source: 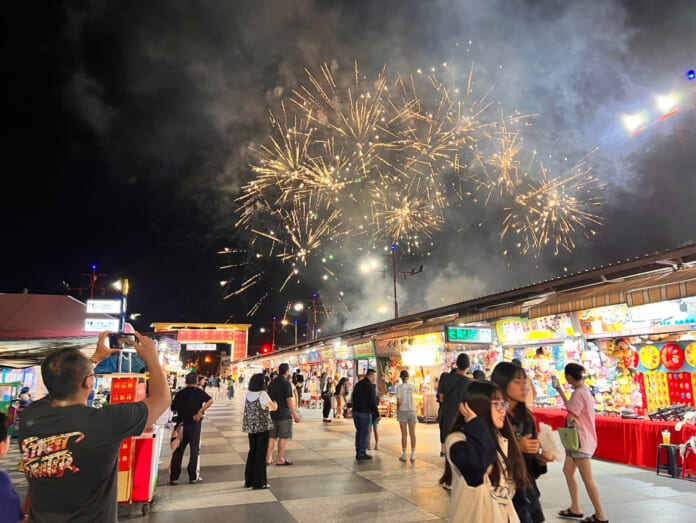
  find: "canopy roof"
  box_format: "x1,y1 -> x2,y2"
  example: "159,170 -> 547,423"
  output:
0,294 -> 123,368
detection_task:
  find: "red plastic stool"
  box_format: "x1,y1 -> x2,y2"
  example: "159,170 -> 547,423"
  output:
682,447 -> 696,480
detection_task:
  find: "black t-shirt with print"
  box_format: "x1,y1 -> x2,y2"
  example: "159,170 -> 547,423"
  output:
267,376 -> 293,420
19,396 -> 148,523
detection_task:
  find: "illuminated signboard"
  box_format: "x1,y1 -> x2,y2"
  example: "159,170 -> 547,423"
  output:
84,318 -> 120,333
352,341 -> 375,358
177,329 -> 238,343
186,344 -> 216,351
319,347 -> 335,361
577,297 -> 696,337
446,326 -> 492,344
231,330 -> 248,361
496,314 -> 575,345
334,345 -> 353,359
86,299 -> 122,314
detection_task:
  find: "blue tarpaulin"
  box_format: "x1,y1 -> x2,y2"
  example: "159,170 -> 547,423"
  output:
95,352 -> 147,374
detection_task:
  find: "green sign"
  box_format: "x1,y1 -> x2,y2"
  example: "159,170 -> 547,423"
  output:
446,326 -> 492,344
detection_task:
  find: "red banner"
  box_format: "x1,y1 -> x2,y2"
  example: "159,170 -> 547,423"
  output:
232,330 -> 248,360
177,329 -> 238,342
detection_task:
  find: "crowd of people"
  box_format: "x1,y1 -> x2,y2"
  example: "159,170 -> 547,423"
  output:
3,331 -> 608,523
436,356 -> 607,523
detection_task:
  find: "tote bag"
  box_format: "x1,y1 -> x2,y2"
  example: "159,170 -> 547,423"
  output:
557,426 -> 580,451
445,432 -> 520,523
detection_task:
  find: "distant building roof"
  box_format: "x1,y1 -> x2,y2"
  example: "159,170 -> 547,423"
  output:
0,293 -> 118,339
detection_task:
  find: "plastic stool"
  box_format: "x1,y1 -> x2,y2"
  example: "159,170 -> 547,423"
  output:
682,447 -> 696,480
656,444 -> 680,478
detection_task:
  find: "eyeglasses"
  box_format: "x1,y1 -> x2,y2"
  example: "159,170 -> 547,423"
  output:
492,401 -> 509,412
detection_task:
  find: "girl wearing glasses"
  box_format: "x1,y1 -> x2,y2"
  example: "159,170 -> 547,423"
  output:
440,380 -> 528,523
492,362 -> 551,523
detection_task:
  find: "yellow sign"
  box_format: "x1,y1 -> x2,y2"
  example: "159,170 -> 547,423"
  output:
496,314 -> 575,345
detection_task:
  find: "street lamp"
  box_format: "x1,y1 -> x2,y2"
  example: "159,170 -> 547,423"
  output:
281,319 -> 299,345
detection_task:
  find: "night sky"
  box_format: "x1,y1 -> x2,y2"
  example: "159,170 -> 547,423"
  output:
2,1 -> 696,354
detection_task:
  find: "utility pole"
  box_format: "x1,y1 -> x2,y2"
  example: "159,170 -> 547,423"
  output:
271,316 -> 277,351
386,244 -> 423,320
64,264 -> 108,299
312,293 -> 318,339
391,244 -> 398,319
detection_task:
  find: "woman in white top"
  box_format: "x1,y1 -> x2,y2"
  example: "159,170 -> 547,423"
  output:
395,370 -> 418,462
439,380 -> 529,523
242,373 -> 277,489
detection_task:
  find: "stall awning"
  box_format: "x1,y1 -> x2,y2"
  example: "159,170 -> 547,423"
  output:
458,304 -> 523,324
528,266 -> 696,318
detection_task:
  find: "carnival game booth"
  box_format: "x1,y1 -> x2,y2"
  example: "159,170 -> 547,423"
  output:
495,313 -> 584,407
375,329 -> 449,421
443,324 -> 499,376
523,265 -> 696,470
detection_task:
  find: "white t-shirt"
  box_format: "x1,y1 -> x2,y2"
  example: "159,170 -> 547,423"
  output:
245,391 -> 272,408
395,382 -> 417,412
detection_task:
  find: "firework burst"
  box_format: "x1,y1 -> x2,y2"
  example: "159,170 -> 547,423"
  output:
224,59 -> 605,314
501,150 -> 605,256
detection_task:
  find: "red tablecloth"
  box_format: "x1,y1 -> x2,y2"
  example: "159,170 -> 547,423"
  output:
531,407 -> 696,469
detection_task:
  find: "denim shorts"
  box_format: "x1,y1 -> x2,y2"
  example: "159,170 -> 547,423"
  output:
397,410 -> 418,423
566,449 -> 592,459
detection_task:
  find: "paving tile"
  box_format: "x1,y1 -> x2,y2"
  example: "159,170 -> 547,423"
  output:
151,480 -> 276,512
146,502 -> 293,522
199,452 -> 245,466
268,472 -> 383,501
282,491 -> 440,522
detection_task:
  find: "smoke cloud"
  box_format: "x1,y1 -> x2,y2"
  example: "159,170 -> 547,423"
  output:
11,0 -> 695,335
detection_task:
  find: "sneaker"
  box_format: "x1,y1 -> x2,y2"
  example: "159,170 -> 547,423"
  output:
356,454 -> 373,460
399,455 -> 407,462
189,477 -> 203,484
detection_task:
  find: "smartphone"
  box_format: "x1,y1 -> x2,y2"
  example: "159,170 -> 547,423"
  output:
551,376 -> 560,389
108,333 -> 136,349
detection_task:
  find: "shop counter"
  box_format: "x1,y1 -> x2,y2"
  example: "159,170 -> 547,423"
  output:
531,407 -> 696,469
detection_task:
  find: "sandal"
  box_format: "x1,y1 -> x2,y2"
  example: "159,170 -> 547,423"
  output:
276,459 -> 293,466
558,509 -> 584,519
581,516 -> 608,523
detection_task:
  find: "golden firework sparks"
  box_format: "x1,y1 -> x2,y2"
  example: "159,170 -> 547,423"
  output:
502,151 -> 605,256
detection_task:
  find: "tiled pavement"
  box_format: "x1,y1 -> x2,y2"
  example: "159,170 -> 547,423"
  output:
3,391 -> 696,522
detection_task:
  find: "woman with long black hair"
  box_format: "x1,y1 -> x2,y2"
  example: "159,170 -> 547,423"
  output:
440,380 -> 528,522
492,361 -> 551,523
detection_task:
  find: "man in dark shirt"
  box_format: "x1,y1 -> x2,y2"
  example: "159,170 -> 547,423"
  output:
351,369 -> 379,460
19,331 -> 170,523
266,364 -> 300,466
439,353 -> 472,456
170,372 -> 214,484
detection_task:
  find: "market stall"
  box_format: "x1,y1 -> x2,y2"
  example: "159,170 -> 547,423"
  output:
495,314 -> 583,407
444,324 -> 499,377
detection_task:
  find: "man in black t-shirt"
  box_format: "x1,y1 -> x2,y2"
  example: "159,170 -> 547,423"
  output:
19,331 -> 170,523
438,353 -> 472,456
170,372 -> 214,484
266,364 -> 300,466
